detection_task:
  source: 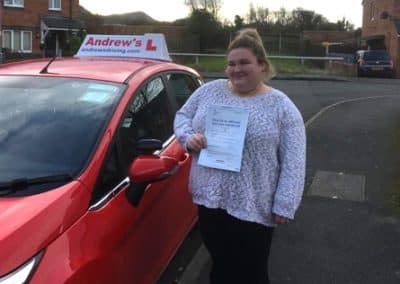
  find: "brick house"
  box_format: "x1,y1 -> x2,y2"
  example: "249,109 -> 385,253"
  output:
1,0 -> 83,58
362,0 -> 400,77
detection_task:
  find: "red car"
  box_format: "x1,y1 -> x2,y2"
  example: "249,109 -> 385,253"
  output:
0,34 -> 201,284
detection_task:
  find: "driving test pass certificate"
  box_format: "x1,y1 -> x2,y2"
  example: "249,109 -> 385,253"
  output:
198,104 -> 249,172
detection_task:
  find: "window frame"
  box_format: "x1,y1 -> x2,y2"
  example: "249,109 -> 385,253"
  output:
90,72 -> 178,206
48,0 -> 61,11
2,30 -> 32,53
165,71 -> 201,108
2,30 -> 12,50
369,3 -> 376,21
3,0 -> 24,8
118,74 -> 176,166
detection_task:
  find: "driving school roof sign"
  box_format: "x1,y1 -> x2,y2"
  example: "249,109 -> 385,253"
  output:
76,34 -> 172,61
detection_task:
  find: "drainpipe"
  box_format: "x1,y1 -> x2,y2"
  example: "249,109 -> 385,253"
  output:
380,11 -> 399,78
69,0 -> 72,22
0,0 -> 3,63
67,0 -> 72,54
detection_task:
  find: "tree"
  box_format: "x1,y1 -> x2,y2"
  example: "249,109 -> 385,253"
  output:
234,15 -> 244,30
244,4 -> 273,33
184,0 -> 222,18
273,8 -> 291,32
69,33 -> 84,54
247,3 -> 257,24
290,8 -> 329,31
256,6 -> 269,24
336,17 -> 355,31
187,9 -> 221,51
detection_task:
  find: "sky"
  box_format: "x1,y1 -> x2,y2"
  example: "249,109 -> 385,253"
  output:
79,0 -> 363,28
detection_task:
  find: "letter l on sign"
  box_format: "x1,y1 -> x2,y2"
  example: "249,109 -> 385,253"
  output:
146,39 -> 157,51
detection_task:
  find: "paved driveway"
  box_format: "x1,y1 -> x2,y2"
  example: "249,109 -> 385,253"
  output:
270,94 -> 400,284
159,77 -> 400,284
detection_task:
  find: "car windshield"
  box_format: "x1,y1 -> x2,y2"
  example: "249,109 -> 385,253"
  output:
0,76 -> 124,185
364,51 -> 390,61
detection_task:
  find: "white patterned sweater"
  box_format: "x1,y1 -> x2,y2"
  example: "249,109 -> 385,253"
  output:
174,79 -> 306,227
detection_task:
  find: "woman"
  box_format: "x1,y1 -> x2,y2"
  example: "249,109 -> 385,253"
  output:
174,28 -> 306,284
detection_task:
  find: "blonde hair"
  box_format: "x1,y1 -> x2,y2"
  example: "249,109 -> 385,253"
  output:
227,28 -> 276,80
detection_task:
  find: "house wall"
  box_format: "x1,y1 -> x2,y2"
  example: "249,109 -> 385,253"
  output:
362,0 -> 394,40
2,0 -> 80,54
362,0 -> 400,77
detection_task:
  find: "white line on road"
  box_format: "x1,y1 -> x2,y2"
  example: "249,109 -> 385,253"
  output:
305,95 -> 400,128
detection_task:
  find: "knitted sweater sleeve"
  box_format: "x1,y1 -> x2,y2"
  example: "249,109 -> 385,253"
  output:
272,96 -> 306,219
173,85 -> 204,150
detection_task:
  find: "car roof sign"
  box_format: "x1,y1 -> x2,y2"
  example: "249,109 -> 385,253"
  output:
75,33 -> 172,62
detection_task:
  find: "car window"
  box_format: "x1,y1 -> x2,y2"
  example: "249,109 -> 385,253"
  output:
92,76 -> 175,203
166,73 -> 200,108
120,76 -> 174,164
0,76 -> 124,191
363,51 -> 390,61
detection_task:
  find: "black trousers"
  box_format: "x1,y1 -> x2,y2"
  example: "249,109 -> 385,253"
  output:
198,205 -> 274,284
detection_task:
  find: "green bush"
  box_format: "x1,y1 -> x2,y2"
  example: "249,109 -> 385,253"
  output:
69,36 -> 83,54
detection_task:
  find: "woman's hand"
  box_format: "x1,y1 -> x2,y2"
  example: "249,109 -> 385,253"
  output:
272,213 -> 290,225
187,133 -> 207,152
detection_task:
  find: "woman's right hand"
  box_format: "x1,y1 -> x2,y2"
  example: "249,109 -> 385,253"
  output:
187,133 -> 207,152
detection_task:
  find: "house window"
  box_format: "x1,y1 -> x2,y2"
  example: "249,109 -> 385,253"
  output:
2,30 -> 32,53
49,0 -> 61,10
370,3 -> 376,21
4,0 -> 24,7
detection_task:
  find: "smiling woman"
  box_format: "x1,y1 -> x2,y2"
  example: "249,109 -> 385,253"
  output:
174,28 -> 306,284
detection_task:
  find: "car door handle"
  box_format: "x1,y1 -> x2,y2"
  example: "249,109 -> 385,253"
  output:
179,153 -> 190,163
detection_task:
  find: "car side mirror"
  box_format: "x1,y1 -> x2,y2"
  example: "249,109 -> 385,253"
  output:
125,139 -> 179,207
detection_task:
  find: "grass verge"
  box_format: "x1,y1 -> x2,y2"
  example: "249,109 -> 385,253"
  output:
182,56 -> 344,76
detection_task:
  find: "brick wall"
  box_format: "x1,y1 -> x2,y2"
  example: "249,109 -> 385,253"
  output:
2,0 -> 79,27
2,0 -> 80,54
362,0 -> 394,39
362,0 -> 400,78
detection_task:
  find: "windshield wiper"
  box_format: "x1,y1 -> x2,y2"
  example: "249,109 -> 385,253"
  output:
0,174 -> 72,196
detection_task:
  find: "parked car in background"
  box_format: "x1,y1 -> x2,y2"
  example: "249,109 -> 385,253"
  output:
0,34 -> 201,284
355,49 -> 394,78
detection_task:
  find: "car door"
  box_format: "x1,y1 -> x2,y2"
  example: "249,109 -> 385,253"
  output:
87,74 -> 197,284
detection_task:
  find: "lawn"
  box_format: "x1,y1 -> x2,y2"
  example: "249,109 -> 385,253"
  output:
176,55 -> 344,76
